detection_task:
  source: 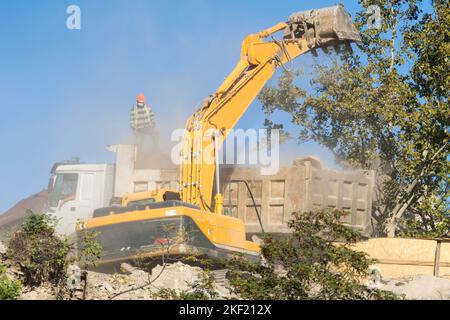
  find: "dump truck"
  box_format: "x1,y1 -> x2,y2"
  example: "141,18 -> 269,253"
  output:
71,5 -> 362,264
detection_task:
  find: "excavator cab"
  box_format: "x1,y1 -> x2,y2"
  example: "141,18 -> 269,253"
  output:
89,189 -> 180,219
77,5 -> 361,267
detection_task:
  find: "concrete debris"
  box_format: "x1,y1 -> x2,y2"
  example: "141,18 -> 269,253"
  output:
150,262 -> 202,292
79,262 -> 219,300
20,285 -> 56,300
251,235 -> 263,245
212,269 -> 232,298
0,241 -> 6,255
380,275 -> 450,300
120,262 -> 138,275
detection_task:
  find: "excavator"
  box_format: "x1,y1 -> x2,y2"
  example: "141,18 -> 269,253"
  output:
76,5 -> 361,265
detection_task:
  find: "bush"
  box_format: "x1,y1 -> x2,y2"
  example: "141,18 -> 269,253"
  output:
7,212 -> 70,288
77,231 -> 103,269
0,264 -> 21,300
227,210 -> 399,300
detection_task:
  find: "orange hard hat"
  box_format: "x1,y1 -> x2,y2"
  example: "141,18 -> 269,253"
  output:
136,93 -> 145,103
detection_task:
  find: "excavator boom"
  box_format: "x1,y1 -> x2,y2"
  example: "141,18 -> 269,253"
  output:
180,5 -> 361,212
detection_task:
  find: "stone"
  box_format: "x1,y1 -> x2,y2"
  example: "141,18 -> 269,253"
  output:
0,241 -> 6,255
20,286 -> 56,300
101,281 -> 115,294
150,262 -> 202,292
120,263 -> 137,275
380,275 -> 450,300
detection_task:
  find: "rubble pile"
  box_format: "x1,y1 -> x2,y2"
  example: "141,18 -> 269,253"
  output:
76,262 -> 231,300
1,239 -> 231,300
1,246 -> 449,300
88,263 -> 231,300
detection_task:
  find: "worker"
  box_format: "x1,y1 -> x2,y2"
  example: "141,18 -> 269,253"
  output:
130,93 -> 159,152
130,93 -> 155,135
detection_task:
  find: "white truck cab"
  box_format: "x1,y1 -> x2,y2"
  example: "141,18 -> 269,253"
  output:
46,162 -> 114,236
44,144 -> 174,237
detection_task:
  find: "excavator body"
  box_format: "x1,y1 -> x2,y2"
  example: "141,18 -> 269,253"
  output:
78,202 -> 260,264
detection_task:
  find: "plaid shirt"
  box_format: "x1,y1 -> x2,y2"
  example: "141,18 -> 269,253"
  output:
130,103 -> 155,133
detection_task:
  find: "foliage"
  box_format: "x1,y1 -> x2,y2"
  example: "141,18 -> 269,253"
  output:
77,231 -> 103,269
6,212 -> 70,288
227,210 -> 399,300
405,0 -> 449,106
398,195 -> 450,238
259,0 -> 449,237
20,210 -> 58,236
0,264 -> 21,300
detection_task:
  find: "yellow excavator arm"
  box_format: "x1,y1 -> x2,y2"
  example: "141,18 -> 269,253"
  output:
180,5 -> 361,213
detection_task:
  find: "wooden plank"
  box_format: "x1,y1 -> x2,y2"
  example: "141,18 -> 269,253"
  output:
376,259 -> 450,268
434,241 -> 442,277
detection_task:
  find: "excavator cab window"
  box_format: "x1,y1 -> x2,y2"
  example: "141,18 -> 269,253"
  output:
127,198 -> 156,207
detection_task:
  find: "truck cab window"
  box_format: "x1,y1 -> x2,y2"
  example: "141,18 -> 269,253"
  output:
48,173 -> 78,208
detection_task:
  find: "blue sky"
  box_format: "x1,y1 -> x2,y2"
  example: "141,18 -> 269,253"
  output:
0,0 -> 383,213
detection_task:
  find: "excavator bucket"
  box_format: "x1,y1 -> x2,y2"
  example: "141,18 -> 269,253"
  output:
284,5 -> 361,48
